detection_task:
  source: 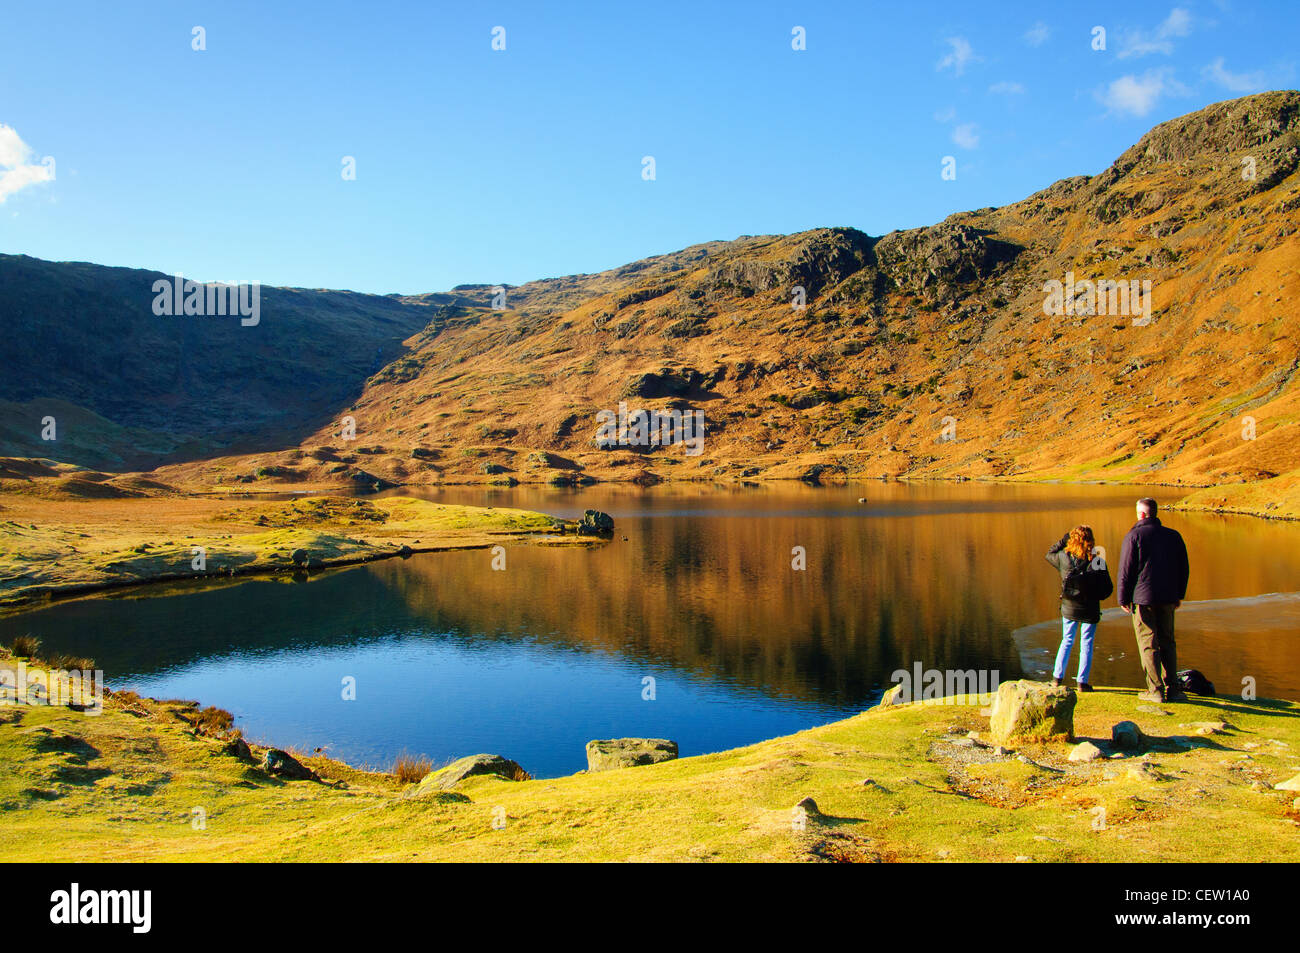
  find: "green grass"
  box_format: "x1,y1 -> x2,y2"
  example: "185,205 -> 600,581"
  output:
2,670 -> 1297,862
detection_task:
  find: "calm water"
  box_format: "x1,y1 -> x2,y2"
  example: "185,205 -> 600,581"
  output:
4,483 -> 1299,777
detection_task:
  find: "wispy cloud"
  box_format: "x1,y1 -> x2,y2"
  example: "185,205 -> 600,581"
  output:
0,124 -> 54,203
1202,57 -> 1265,92
1098,68 -> 1188,117
989,81 -> 1026,95
1024,22 -> 1050,47
952,123 -> 980,149
1117,7 -> 1193,59
936,37 -> 980,76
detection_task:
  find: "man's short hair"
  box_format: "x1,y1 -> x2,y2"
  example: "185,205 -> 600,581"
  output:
1137,498 -> 1158,517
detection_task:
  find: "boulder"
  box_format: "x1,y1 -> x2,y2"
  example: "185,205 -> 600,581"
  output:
585,738 -> 678,772
1112,721 -> 1145,751
261,748 -> 318,781
1274,773 -> 1300,792
989,680 -> 1076,744
1068,741 -> 1104,762
419,753 -> 528,792
290,548 -> 308,567
578,509 -> 615,535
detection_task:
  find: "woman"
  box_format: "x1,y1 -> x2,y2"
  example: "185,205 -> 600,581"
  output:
1045,525 -> 1103,692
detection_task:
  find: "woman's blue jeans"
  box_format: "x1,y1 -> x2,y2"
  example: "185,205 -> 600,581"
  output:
1054,618 -> 1096,684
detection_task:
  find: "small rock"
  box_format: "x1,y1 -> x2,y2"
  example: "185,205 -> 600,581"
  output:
222,735 -> 253,761
1181,721 -> 1228,735
936,849 -> 950,858
1127,762 -> 1164,782
966,731 -> 980,740
1274,773 -> 1300,792
794,795 -> 820,816
290,548 -> 308,566
876,684 -> 906,707
1136,704 -> 1169,715
261,748 -> 317,781
1069,741 -> 1104,762
951,738 -> 976,748
1112,721 -> 1145,751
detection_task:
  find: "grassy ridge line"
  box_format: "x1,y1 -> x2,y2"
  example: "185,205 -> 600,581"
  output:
0,495 -> 597,612
1,667 -> 1297,862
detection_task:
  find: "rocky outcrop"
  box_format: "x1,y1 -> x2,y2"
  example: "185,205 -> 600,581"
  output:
585,738 -> 679,772
989,680 -> 1076,744
874,223 -> 1021,301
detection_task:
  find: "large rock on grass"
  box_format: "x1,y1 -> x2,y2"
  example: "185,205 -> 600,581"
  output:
585,738 -> 678,772
418,753 -> 528,792
989,680 -> 1076,744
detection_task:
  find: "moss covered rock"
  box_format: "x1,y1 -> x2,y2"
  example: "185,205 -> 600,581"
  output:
990,680 -> 1076,744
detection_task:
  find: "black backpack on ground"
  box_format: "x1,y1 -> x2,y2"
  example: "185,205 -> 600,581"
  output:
1176,669 -> 1216,696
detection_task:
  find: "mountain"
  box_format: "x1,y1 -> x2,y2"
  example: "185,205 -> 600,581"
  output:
2,91 -> 1298,504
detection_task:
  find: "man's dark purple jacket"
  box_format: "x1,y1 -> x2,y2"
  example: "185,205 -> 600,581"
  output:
1117,516 -> 1190,607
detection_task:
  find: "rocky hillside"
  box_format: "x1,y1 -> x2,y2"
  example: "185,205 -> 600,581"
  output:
0,256 -> 432,470
4,92 -> 1299,499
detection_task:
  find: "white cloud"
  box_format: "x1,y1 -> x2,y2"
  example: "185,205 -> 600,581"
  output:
0,124 -> 54,203
937,37 -> 980,76
933,106 -> 956,122
1118,7 -> 1194,59
1099,68 -> 1187,116
952,123 -> 980,149
989,81 -> 1026,95
1024,22 -> 1050,47
1202,57 -> 1265,92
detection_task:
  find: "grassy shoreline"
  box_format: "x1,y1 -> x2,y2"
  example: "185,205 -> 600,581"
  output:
2,657 -> 1297,862
0,494 -> 602,613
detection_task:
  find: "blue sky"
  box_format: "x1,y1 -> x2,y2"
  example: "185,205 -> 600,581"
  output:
1,1 -> 1295,294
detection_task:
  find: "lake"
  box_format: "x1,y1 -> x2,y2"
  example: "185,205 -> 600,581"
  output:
4,483 -> 1298,778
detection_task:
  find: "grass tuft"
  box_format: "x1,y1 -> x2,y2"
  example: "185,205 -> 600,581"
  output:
9,634 -> 40,658
392,752 -> 434,785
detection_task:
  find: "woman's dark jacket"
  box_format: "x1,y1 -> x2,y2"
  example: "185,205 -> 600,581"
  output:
1046,536 -> 1102,624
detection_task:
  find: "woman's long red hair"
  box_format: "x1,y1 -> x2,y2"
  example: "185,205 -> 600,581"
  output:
1066,525 -> 1095,561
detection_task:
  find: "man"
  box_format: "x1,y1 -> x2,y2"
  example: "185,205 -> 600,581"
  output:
1117,498 -> 1190,703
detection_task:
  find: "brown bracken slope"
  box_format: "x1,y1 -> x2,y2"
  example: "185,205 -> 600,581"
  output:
4,92 -> 1299,511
